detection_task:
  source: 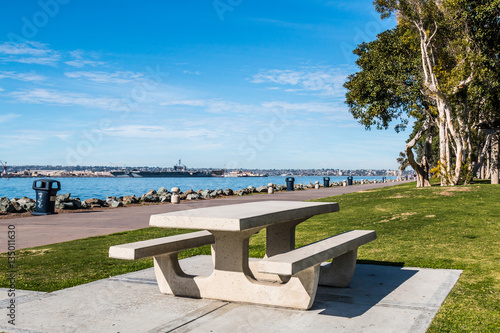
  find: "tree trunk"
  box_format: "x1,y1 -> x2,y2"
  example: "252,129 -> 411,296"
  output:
444,102 -> 465,185
437,102 -> 451,185
472,133 -> 492,177
491,132 -> 499,184
405,118 -> 433,187
486,150 -> 491,179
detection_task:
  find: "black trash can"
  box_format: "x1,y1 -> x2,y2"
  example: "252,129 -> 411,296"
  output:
323,177 -> 330,188
32,179 -> 61,216
347,176 -> 353,186
286,177 -> 295,191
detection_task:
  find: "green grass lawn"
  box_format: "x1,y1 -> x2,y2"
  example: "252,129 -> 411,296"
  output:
1,182 -> 499,332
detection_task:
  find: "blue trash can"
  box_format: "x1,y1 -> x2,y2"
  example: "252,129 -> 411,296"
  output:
323,177 -> 330,188
347,176 -> 353,186
286,177 -> 295,191
32,179 -> 61,215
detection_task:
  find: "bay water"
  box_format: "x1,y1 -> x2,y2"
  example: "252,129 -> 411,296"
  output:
0,176 -> 395,200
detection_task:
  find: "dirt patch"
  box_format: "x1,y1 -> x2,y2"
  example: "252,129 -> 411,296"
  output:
400,212 -> 417,216
22,248 -> 51,256
389,195 -> 408,199
425,215 -> 436,218
375,212 -> 417,223
438,187 -> 474,196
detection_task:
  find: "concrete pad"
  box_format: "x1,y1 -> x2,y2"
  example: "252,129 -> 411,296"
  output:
0,256 -> 461,333
0,289 -> 46,306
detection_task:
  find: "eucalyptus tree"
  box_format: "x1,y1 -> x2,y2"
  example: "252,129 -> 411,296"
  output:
370,0 -> 500,185
345,26 -> 436,186
461,0 -> 500,183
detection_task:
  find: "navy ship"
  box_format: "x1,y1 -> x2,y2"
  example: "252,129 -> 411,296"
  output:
110,160 -> 224,178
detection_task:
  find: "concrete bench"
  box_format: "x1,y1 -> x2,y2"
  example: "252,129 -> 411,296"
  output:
109,230 -> 214,260
259,230 -> 376,287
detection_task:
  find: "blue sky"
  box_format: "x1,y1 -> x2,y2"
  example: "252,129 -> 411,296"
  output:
0,0 -> 403,170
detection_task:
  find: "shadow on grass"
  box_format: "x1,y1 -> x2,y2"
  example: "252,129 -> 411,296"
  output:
357,259 -> 405,267
312,263 -> 417,318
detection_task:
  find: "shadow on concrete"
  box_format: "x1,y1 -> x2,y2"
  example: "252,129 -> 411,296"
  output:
311,264 -> 418,318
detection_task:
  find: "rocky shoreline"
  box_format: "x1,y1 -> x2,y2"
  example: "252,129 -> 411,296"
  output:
0,179 -> 393,215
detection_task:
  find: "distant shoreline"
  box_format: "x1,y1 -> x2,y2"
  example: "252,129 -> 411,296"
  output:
1,174 -> 398,179
1,165 -> 406,179
2,175 -> 113,178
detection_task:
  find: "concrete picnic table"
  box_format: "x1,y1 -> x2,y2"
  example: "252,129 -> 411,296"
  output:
111,200 -> 376,309
143,200 -> 371,309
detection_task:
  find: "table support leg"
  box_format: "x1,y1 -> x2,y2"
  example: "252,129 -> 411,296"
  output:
265,219 -> 306,257
318,249 -> 357,287
210,230 -> 255,278
253,219 -> 306,283
154,252 -> 202,296
152,229 -> 322,309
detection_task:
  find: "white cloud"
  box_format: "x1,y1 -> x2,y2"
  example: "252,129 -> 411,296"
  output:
64,71 -> 144,84
183,70 -> 201,75
160,97 -> 347,117
0,41 -> 60,66
9,88 -> 125,111
103,125 -> 215,139
261,101 -> 344,114
0,129 -> 72,146
0,71 -> 47,82
0,87 -> 4,91
0,113 -> 21,123
160,99 -> 255,114
251,69 -> 302,85
0,41 -> 47,56
250,67 -> 350,97
160,99 -> 207,107
65,59 -> 106,67
0,133 -> 44,145
64,49 -> 106,67
204,100 -> 254,114
11,57 -> 59,66
0,43 -> 109,68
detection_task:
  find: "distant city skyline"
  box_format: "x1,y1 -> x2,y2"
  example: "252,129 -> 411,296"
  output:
0,1 -> 403,170
3,164 -> 405,178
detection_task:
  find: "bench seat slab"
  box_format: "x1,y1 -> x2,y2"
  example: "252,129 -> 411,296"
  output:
258,230 -> 376,278
109,230 -> 214,260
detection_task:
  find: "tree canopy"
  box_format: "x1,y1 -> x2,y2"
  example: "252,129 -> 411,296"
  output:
344,0 -> 500,186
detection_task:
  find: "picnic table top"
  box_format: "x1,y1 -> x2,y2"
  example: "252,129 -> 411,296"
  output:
149,200 -> 339,231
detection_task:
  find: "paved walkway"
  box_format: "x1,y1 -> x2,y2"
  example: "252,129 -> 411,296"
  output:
1,181 -> 404,250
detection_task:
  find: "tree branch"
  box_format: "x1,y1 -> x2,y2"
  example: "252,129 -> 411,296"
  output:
452,73 -> 474,94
